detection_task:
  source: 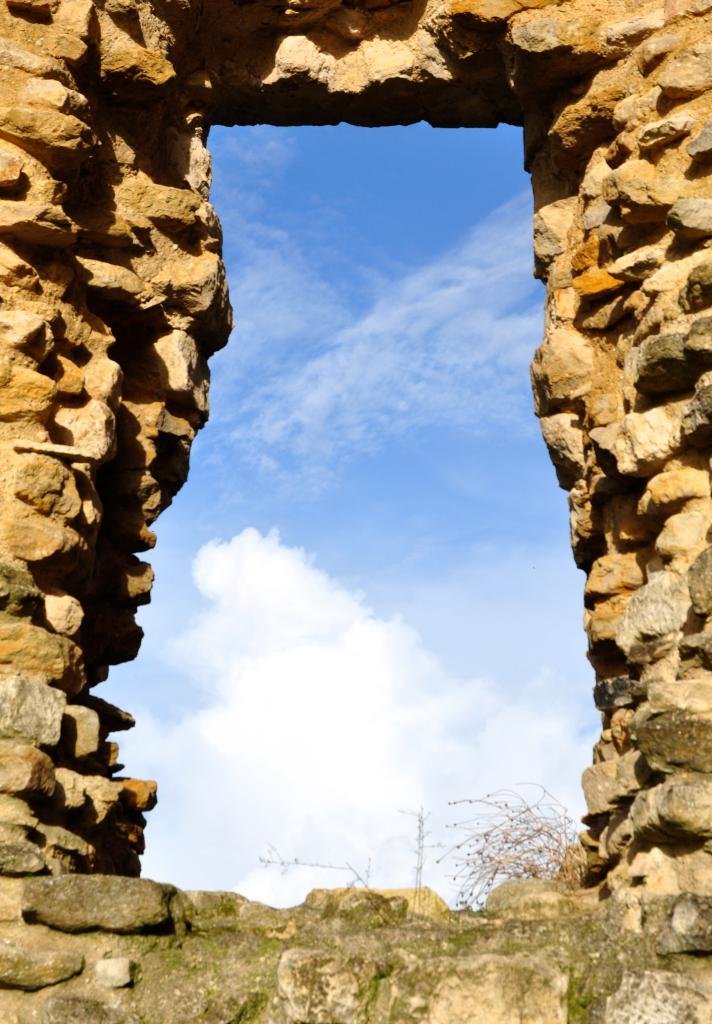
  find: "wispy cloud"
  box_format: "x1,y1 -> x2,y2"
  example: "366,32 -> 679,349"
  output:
233,195 -> 541,461
206,127 -> 543,483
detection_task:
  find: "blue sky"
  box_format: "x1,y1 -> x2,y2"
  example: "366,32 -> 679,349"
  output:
104,122 -> 597,904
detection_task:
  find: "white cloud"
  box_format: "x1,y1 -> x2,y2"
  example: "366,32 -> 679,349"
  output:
125,528 -> 595,906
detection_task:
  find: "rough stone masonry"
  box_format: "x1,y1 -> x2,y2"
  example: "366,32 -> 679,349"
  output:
0,0 -> 712,1018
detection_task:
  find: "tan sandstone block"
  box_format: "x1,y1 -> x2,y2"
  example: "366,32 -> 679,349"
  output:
616,570 -> 690,659
0,106 -> 91,168
631,777 -> 712,844
99,35 -> 176,88
586,592 -> 633,644
0,361 -> 55,425
53,399 -> 116,463
658,42 -> 712,99
649,676 -> 712,713
0,150 -> 23,192
615,402 -> 685,476
118,778 -> 157,813
0,244 -> 39,290
0,622 -> 84,694
116,175 -> 201,229
602,159 -> 679,213
75,256 -> 158,307
0,311 -> 49,361
639,467 -> 710,514
533,197 -> 577,272
586,552 -> 645,598
385,952 -> 568,1024
13,453 -> 82,520
572,268 -> 626,297
582,760 -> 619,814
451,0 -> 521,21
152,251 -> 224,316
45,30 -> 89,66
655,511 -> 710,560
540,412 -> 585,487
531,326 -> 592,414
44,593 -> 83,637
55,0 -> 94,38
0,517 -> 80,563
0,878 -> 23,921
53,768 -> 87,811
0,744 -> 54,798
53,356 -> 84,399
0,201 -> 77,247
82,776 -> 123,824
61,705 -> 99,758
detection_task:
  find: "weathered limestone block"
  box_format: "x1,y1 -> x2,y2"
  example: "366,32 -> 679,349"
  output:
614,404 -> 686,476
0,841 -> 44,877
582,751 -> 650,815
22,875 -> 179,934
688,546 -> 712,614
0,937 -> 83,991
679,633 -> 712,672
42,997 -> 140,1024
94,956 -> 134,989
0,677 -> 65,746
615,571 -> 690,661
604,970 -> 712,1024
689,120 -> 712,161
658,894 -> 712,954
636,710 -> 712,773
630,776 -> 712,841
376,954 -> 569,1024
648,675 -> 712,712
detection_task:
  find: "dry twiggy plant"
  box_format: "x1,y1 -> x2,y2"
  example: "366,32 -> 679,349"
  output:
259,845 -> 372,888
442,785 -> 584,909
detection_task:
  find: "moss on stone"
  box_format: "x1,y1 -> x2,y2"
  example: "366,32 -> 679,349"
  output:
228,991 -> 269,1023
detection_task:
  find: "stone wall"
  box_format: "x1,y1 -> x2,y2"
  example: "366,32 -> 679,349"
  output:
0,876 -> 712,1023
0,0 -> 712,905
0,0 -> 230,875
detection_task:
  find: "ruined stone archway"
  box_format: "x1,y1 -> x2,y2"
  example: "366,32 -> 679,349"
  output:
0,0 -> 712,908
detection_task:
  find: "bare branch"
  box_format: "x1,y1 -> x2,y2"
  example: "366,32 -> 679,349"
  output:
259,847 -> 372,889
439,785 -> 585,909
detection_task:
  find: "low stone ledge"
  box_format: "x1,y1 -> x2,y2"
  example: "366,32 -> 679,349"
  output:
0,880 -> 709,1022
21,876 -> 179,934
